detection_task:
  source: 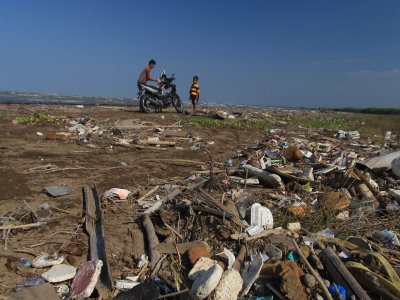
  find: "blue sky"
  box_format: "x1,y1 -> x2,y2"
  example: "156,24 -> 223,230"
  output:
0,1 -> 399,107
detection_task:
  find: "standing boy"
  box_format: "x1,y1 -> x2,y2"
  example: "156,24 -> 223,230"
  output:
189,76 -> 200,113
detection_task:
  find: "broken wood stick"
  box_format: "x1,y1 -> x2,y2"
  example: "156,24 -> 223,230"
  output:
292,239 -> 334,300
0,222 -> 45,230
137,140 -> 176,146
142,158 -> 205,166
50,205 -> 76,216
136,185 -> 159,204
143,215 -> 161,268
114,142 -> 168,151
199,188 -> 243,227
144,189 -> 182,215
144,178 -> 207,215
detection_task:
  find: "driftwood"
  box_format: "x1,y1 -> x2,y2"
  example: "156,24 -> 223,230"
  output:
143,215 -> 161,268
321,247 -> 371,300
84,186 -> 114,292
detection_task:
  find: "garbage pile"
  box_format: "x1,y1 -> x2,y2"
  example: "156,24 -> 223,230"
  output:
3,117 -> 400,300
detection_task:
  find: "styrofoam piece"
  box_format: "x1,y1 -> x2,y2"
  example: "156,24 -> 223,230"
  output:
211,269 -> 243,300
190,264 -> 223,299
249,203 -> 273,228
188,257 -> 217,280
245,225 -> 264,236
32,253 -> 64,268
72,260 -> 103,298
223,248 -> 235,269
239,178 -> 259,185
42,264 -> 77,283
316,143 -> 331,153
115,279 -> 140,290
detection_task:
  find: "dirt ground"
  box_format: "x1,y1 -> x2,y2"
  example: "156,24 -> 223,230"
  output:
0,104 -> 265,295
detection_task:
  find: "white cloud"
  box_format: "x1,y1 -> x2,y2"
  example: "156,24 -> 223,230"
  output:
348,69 -> 400,79
311,58 -> 368,65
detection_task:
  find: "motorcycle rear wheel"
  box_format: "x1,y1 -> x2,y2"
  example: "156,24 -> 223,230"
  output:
140,95 -> 157,113
172,95 -> 184,113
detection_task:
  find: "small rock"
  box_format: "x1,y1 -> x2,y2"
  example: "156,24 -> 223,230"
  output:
336,211 -> 350,220
319,191 -> 351,210
188,245 -> 212,265
287,222 -> 301,233
188,257 -> 216,280
42,264 -> 76,283
32,253 -> 63,268
264,244 -> 283,260
9,283 -> 60,300
302,274 -> 316,288
190,264 -> 223,299
43,185 -> 74,197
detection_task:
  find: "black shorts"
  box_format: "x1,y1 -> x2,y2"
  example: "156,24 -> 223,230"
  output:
190,95 -> 198,105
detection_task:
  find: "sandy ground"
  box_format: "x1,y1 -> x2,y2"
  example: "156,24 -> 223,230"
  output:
0,104 -> 265,295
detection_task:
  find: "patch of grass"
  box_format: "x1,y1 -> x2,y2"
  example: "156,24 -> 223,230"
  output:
272,112 -> 400,141
14,112 -> 56,125
333,107 -> 400,115
189,118 -> 271,133
274,113 -> 369,131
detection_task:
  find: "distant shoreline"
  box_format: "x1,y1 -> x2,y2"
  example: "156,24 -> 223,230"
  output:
1,90 -> 399,114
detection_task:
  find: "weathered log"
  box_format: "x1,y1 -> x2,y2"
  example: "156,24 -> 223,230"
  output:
142,215 -> 161,268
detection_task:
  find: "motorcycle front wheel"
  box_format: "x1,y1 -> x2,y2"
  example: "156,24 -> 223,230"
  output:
172,95 -> 184,113
140,94 -> 157,113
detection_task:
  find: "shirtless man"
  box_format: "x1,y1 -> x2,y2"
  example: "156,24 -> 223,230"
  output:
137,59 -> 159,91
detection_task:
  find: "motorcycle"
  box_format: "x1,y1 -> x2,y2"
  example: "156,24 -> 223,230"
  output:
138,72 -> 183,113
